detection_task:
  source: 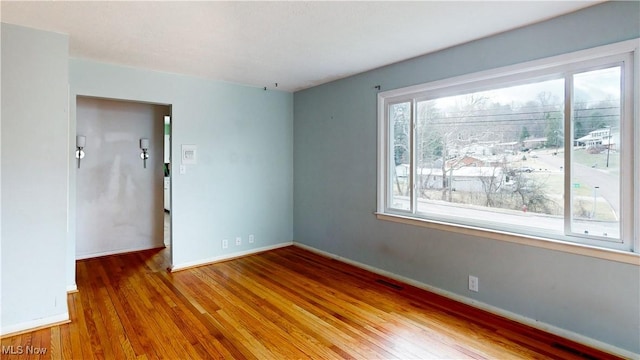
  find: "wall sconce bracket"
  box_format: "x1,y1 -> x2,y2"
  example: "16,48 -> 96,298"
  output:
140,138 -> 149,168
76,135 -> 86,169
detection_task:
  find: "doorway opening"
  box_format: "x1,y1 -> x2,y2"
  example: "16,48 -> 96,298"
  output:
163,114 -> 172,251
75,97 -> 171,261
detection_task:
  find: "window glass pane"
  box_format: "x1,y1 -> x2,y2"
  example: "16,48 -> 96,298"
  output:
390,102 -> 411,210
415,79 -> 565,234
571,67 -> 621,239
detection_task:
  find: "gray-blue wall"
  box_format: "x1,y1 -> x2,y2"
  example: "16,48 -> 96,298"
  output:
293,1 -> 640,354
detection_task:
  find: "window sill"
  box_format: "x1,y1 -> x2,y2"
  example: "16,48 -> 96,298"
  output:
375,213 -> 639,266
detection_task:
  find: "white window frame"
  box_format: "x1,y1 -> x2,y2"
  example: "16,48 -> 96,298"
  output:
377,39 -> 640,263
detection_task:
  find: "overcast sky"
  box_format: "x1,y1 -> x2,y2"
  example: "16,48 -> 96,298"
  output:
431,66 -> 620,111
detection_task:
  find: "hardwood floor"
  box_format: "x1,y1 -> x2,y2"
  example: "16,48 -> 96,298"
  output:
1,246 -> 621,359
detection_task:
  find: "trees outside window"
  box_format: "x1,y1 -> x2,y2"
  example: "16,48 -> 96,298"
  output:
378,40 -> 637,252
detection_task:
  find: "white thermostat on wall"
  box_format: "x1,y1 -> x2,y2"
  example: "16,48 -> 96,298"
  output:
181,144 -> 197,165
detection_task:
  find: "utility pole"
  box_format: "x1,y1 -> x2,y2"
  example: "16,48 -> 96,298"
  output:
606,140 -> 611,167
592,186 -> 599,219
605,127 -> 611,168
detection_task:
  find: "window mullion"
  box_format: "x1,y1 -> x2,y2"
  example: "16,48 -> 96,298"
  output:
621,55 -> 636,250
384,100 -> 392,212
564,74 -> 573,236
410,99 -> 417,214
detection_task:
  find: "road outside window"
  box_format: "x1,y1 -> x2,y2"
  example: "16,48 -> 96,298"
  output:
378,40 -> 638,253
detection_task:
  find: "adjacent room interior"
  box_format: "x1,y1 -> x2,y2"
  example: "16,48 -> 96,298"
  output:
75,96 -> 169,259
1,1 -> 638,359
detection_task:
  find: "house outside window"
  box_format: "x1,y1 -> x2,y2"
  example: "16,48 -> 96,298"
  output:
377,40 -> 639,254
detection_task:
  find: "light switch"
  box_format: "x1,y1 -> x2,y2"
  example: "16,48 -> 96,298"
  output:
181,144 -> 197,165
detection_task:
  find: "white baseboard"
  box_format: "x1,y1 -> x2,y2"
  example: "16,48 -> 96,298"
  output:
66,284 -> 78,293
293,242 -> 638,359
171,241 -> 293,272
76,244 -> 164,260
0,312 -> 69,337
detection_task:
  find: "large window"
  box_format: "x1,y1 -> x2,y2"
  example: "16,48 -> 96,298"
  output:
377,40 -> 638,253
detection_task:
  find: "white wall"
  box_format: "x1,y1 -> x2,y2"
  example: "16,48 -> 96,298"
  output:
1,22 -> 292,333
75,97 -> 167,258
1,23 -> 69,334
68,59 -> 293,279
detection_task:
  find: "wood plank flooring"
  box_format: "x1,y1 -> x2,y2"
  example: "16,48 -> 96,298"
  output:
1,246 -> 622,359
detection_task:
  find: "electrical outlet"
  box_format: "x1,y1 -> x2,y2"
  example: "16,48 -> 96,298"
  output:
468,275 -> 479,292
248,234 -> 254,244
235,237 -> 242,246
222,239 -> 228,249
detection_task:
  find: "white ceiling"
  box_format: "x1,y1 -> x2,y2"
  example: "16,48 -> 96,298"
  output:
1,1 -> 604,92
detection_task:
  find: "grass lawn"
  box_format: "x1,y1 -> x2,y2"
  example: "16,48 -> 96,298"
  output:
531,172 -> 617,220
394,149 -> 618,220
571,147 -> 619,173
